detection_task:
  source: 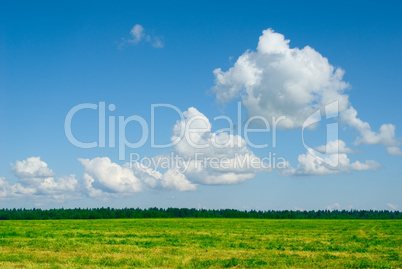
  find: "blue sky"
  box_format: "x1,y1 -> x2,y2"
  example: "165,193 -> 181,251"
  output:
0,0 -> 401,210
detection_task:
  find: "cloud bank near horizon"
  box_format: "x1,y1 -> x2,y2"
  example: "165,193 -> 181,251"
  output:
1,110 -> 383,201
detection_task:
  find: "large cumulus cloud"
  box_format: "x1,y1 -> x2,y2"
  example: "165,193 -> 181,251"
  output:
212,28 -> 400,153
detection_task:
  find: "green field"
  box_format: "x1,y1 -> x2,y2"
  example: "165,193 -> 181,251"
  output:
0,219 -> 400,268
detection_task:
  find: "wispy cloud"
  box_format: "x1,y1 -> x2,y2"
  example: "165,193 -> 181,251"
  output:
386,203 -> 398,210
387,146 -> 402,156
327,203 -> 341,211
120,24 -> 164,49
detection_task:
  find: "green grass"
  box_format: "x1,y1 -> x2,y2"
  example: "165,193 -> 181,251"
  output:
0,219 -> 400,268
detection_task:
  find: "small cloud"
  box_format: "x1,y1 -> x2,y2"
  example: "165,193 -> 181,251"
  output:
120,24 -> 164,49
280,140 -> 381,176
387,146 -> 402,156
386,203 -> 398,210
11,157 -> 54,178
314,140 -> 354,154
130,24 -> 145,44
151,37 -> 164,48
327,203 -> 341,211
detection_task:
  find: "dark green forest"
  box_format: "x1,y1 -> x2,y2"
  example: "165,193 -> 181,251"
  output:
0,208 -> 400,220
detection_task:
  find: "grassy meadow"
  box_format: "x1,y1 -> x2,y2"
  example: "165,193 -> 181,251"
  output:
0,219 -> 400,268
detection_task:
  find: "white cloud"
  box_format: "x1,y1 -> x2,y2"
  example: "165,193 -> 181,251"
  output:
130,24 -> 145,43
78,107 -> 267,195
121,24 -> 164,48
1,155 -> 196,200
35,175 -> 78,195
2,105 -> 390,202
1,157 -> 79,201
75,109 -> 390,192
0,177 -> 15,198
161,169 -> 197,191
386,203 -> 398,210
151,37 -> 164,48
11,157 -> 54,178
133,163 -> 197,192
281,140 -> 381,176
327,203 -> 341,211
79,157 -> 142,194
171,107 -> 270,184
212,28 -> 349,129
314,139 -> 354,154
0,178 -> 37,199
79,157 -> 196,198
212,28 -> 399,149
387,146 -> 402,156
341,107 -> 398,146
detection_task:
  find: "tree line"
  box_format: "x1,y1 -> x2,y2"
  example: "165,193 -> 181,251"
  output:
0,208 -> 400,220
